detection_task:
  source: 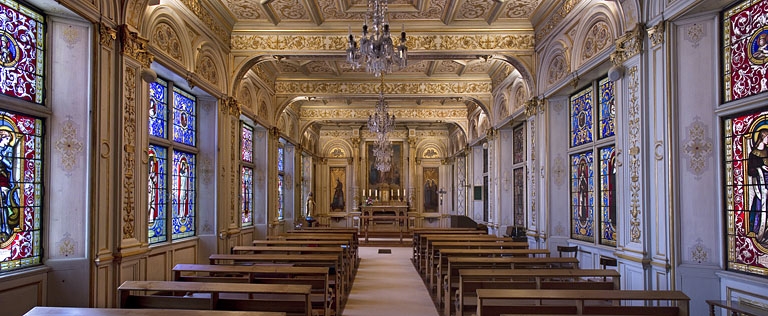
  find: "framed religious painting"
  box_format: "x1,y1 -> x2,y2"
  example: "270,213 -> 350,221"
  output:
366,141 -> 403,188
330,167 -> 346,212
723,0 -> 768,102
423,167 -> 439,212
724,108 -> 768,276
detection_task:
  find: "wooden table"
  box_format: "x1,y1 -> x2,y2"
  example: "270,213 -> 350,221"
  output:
24,307 -> 285,316
706,300 -> 768,316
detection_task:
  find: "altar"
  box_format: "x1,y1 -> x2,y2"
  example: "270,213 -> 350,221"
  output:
360,202 -> 409,242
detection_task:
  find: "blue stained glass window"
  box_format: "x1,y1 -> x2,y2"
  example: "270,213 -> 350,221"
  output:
171,150 -> 195,239
598,77 -> 615,139
571,151 -> 594,242
278,174 -> 284,220
0,110 -> 43,272
277,146 -> 284,172
172,87 -> 196,146
149,78 -> 168,138
148,145 -> 167,244
570,86 -> 594,147
241,166 -> 253,226
0,0 -> 45,104
241,124 -> 253,163
599,146 -> 616,246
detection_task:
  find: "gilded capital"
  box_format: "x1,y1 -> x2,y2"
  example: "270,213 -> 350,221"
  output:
610,23 -> 644,66
524,98 -> 539,118
99,23 -> 116,47
227,97 -> 241,116
647,22 -> 666,47
119,25 -> 154,68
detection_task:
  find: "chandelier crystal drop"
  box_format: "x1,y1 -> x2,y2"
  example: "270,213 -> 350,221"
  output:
368,82 -> 395,172
346,0 -> 408,77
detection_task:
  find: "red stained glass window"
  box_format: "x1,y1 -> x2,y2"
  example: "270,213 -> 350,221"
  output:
0,0 -> 45,104
723,0 -> 768,102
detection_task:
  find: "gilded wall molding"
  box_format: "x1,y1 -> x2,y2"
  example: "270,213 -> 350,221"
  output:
276,81 -> 491,95
301,108 -> 467,121
99,23 -> 116,47
232,34 -> 534,51
177,0 -> 230,45
535,0 -> 583,42
122,67 -> 137,240
627,66 -> 642,243
646,22 -> 665,47
151,22 -> 183,62
529,118 -> 536,227
120,26 -> 154,68
610,24 -> 644,66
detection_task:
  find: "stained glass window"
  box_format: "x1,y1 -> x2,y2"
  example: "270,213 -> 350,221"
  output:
147,145 -> 167,244
570,85 -> 594,147
171,150 -> 195,239
172,87 -> 196,146
149,78 -> 168,138
571,151 -> 594,242
599,145 -> 616,246
724,108 -> 768,276
598,77 -> 615,139
513,167 -> 525,226
723,0 -> 768,102
513,125 -> 525,164
241,124 -> 253,163
278,174 -> 284,220
0,0 -> 45,104
148,77 -> 197,244
241,166 -> 253,226
277,146 -> 284,172
0,110 -> 43,272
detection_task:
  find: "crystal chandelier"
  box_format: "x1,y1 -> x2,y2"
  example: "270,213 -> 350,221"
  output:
368,80 -> 395,172
346,0 -> 408,77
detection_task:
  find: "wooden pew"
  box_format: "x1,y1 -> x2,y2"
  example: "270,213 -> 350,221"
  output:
251,239 -> 357,271
475,289 -> 690,316
208,253 -> 345,308
24,306 -> 286,316
706,299 -> 768,316
455,269 -> 620,316
432,248 -> 551,291
231,246 -> 350,293
413,231 -> 489,270
172,264 -> 332,316
427,241 -> 527,281
117,280 -> 312,316
441,256 -> 579,313
275,233 -> 359,269
420,235 -> 512,274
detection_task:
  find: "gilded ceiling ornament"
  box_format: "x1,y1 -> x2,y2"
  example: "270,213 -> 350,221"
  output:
504,0 -> 539,19
152,23 -> 182,61
225,0 -> 264,19
458,0 -> 492,19
231,34 -> 534,51
276,81 -> 491,95
177,0 -> 229,45
272,0 -> 309,21
536,0 -> 583,42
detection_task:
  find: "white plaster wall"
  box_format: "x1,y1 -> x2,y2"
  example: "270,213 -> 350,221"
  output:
499,129 -> 514,229
471,146 -> 484,222
546,97 -> 570,249
196,97 -> 217,262
46,17 -> 91,307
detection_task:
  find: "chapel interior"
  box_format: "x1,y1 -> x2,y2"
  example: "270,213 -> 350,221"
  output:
1,0 -> 768,315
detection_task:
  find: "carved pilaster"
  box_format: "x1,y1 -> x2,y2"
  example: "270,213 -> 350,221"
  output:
99,23 -> 116,47
119,25 -> 154,68
121,67 -> 137,240
647,22 -> 666,47
610,24 -> 644,66
524,98 -> 539,118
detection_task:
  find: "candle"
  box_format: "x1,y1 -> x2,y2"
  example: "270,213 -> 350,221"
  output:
375,190 -> 378,197
369,189 -> 372,196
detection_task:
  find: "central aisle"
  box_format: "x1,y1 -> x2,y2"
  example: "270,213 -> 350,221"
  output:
342,246 -> 440,316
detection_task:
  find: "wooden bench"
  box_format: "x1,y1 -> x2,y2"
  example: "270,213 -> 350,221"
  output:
441,256 -> 579,313
420,236 -> 513,274
455,269 -> 620,316
118,280 -> 312,316
24,306 -> 286,316
432,248 -> 551,291
208,253 -> 345,307
414,232 -> 492,270
475,289 -> 690,316
428,241 -> 528,282
172,264 -> 332,316
706,299 -> 768,316
251,239 -> 358,270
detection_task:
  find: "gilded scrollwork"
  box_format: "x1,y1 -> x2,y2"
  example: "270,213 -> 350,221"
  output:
276,81 -> 491,95
120,26 -> 154,68
536,0 -> 583,42
151,23 -> 182,62
177,0 -> 229,45
301,108 -> 467,121
231,34 -> 534,51
647,22 -> 666,47
99,23 -> 117,47
582,21 -> 612,61
627,66 -> 642,243
122,67 -> 137,239
196,55 -> 218,85
610,24 -> 644,66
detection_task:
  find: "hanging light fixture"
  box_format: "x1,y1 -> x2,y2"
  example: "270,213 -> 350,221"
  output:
368,77 -> 395,172
346,0 -> 408,77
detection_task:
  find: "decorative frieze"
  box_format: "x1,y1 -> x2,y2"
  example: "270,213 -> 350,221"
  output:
232,34 -> 534,51
276,81 -> 491,95
120,26 -> 154,68
177,0 -> 230,45
301,108 -> 467,121
610,24 -> 644,66
122,67 -> 137,239
535,0 -> 583,42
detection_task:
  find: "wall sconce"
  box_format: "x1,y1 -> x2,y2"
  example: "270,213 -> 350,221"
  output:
141,68 -> 157,83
